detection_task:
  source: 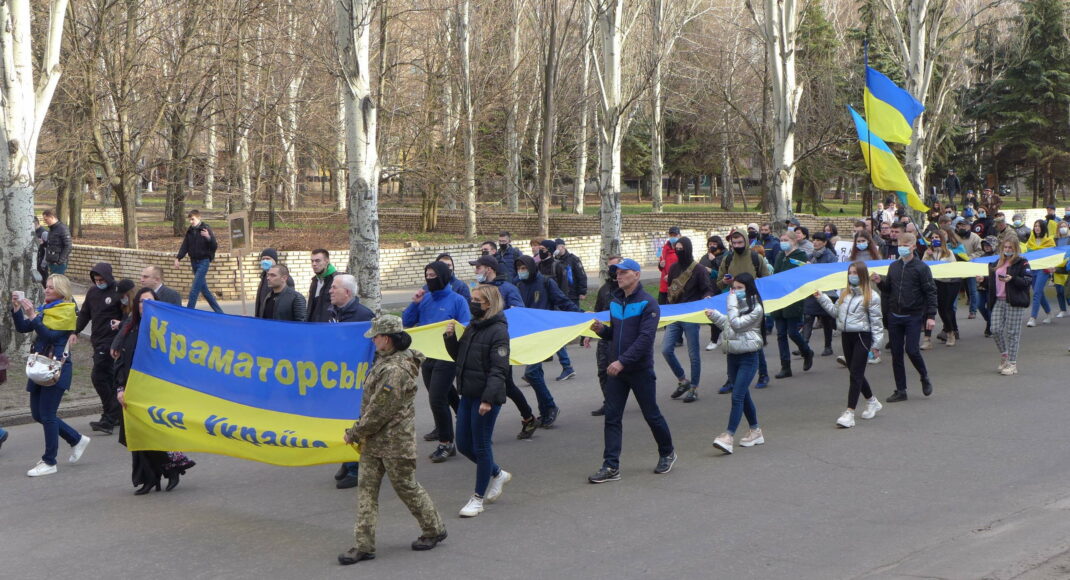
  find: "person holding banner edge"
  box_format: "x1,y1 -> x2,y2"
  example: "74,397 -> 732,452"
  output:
340,315 -> 447,565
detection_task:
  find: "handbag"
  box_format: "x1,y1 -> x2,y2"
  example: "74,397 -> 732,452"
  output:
26,342 -> 69,387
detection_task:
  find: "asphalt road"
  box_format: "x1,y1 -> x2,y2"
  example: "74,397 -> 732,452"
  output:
3,313 -> 1070,579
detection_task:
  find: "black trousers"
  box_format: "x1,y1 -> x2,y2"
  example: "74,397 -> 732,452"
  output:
596,339 -> 611,406
504,369 -> 533,420
841,331 -> 874,409
93,350 -> 120,425
935,280 -> 960,334
802,314 -> 835,350
421,359 -> 459,443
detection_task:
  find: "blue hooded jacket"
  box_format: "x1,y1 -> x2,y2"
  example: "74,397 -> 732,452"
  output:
595,284 -> 660,371
403,261 -> 471,327
514,256 -> 582,312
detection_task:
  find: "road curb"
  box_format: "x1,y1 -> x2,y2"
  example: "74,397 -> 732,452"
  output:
0,399 -> 101,428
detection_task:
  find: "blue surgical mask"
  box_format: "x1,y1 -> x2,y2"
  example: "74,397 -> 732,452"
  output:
1013,220 -> 1023,227
734,290 -> 747,301
780,241 -> 791,251
1003,251 -> 1014,257
856,241 -> 869,251
787,226 -> 796,233
668,237 -> 679,246
517,270 -> 529,280
898,246 -> 912,258
931,239 -> 942,247
978,212 -> 986,218
260,259 -> 273,271
848,275 -> 860,286
475,272 -> 488,283
95,282 -> 108,290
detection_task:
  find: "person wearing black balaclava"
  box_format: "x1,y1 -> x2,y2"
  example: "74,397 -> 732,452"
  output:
663,237 -> 713,403
700,236 -> 726,351
590,256 -> 623,416
402,261 -> 471,463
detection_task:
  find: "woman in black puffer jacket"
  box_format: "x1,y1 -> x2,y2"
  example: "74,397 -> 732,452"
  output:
444,284 -> 511,519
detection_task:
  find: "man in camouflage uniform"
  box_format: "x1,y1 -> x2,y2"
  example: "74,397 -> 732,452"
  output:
339,315 -> 447,565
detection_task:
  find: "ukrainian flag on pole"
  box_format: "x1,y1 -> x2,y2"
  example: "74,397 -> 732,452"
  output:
848,106 -> 929,212
863,66 -> 925,145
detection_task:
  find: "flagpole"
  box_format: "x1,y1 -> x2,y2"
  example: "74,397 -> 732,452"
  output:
863,35 -> 876,215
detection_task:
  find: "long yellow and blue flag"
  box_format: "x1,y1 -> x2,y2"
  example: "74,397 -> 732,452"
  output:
128,246 -> 1069,466
864,66 -> 924,145
848,105 -> 928,212
125,302 -> 374,466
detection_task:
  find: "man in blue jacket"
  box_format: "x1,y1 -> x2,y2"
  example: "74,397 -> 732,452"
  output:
403,261 -> 470,463
495,231 -> 522,281
514,255 -> 582,428
588,259 -> 676,483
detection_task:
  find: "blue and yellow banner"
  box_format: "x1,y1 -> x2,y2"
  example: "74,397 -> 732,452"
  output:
848,106 -> 929,212
125,302 -> 374,466
128,247 -> 1069,466
864,66 -> 924,145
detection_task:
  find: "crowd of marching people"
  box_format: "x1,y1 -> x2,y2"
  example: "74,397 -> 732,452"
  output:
2,199 -> 1069,565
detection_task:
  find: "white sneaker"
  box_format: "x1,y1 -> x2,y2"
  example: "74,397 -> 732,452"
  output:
459,495 -> 484,517
1000,362 -> 1018,376
69,435 -> 91,463
998,355 -> 1009,373
1027,318 -> 1036,327
705,341 -> 718,351
27,461 -> 57,477
861,398 -> 882,420
835,355 -> 847,368
836,410 -> 856,428
1043,316 -> 1052,325
1058,311 -> 1066,319
485,469 -> 512,503
712,432 -> 734,454
739,428 -> 765,447
868,355 -> 882,365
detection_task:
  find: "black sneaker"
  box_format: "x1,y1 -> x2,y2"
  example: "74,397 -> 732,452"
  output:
516,418 -> 537,440
886,390 -> 908,403
682,388 -> 698,403
429,443 -> 456,463
670,382 -> 690,399
538,406 -> 560,428
336,474 -> 359,489
821,347 -> 834,356
411,530 -> 447,551
802,349 -> 815,371
555,368 -> 576,381
921,377 -> 933,397
338,549 -> 375,565
654,452 -> 677,474
775,366 -> 792,379
591,405 -> 605,417
588,466 -> 621,484
334,464 -> 348,481
422,428 -> 439,442
89,421 -> 113,435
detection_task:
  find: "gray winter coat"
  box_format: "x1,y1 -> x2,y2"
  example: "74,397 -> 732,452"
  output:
707,293 -> 765,354
816,287 -> 884,347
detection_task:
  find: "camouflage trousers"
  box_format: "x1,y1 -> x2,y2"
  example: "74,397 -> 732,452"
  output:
355,455 -> 444,553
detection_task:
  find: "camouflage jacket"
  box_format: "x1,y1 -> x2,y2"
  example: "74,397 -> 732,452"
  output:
346,348 -> 425,459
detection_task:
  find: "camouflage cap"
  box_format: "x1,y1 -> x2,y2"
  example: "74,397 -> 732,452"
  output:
364,314 -> 404,338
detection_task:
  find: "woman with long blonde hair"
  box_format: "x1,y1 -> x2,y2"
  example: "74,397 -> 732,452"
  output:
814,262 -> 885,428
987,239 -> 1032,375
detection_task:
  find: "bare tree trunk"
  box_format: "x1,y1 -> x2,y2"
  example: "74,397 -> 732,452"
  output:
595,0 -> 624,273
457,0 -> 477,239
757,0 -> 800,224
336,0 -> 381,311
205,120 -> 216,209
573,0 -> 592,215
538,0 -> 560,236
650,0 -> 664,213
504,0 -> 522,212
335,78 -> 347,210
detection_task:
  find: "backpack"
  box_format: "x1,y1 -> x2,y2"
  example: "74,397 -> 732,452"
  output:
721,250 -> 762,277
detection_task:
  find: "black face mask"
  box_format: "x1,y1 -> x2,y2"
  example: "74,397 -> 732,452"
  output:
709,246 -> 718,254
732,245 -> 746,255
469,301 -> 484,318
481,250 -> 491,256
539,249 -> 550,259
748,231 -> 757,240
957,228 -> 970,237
427,277 -> 446,292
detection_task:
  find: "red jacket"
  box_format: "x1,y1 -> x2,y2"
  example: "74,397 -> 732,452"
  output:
658,241 -> 678,293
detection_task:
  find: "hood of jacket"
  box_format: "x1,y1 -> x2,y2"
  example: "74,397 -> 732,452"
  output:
425,260 -> 454,292
89,262 -> 116,287
515,255 -> 539,282
675,237 -> 694,267
378,347 -> 425,380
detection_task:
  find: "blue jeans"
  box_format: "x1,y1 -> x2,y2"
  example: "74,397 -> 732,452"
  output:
887,313 -> 928,392
774,316 -> 810,364
661,322 -> 701,387
556,346 -> 572,370
29,380 -> 82,466
187,259 -> 224,313
455,396 -> 501,497
523,363 -> 557,416
1032,270 -> 1051,317
978,289 -> 990,323
726,351 -> 760,434
964,276 -> 980,313
602,366 -> 673,470
1057,283 -> 1067,312
342,461 -> 358,477
47,263 -> 68,275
